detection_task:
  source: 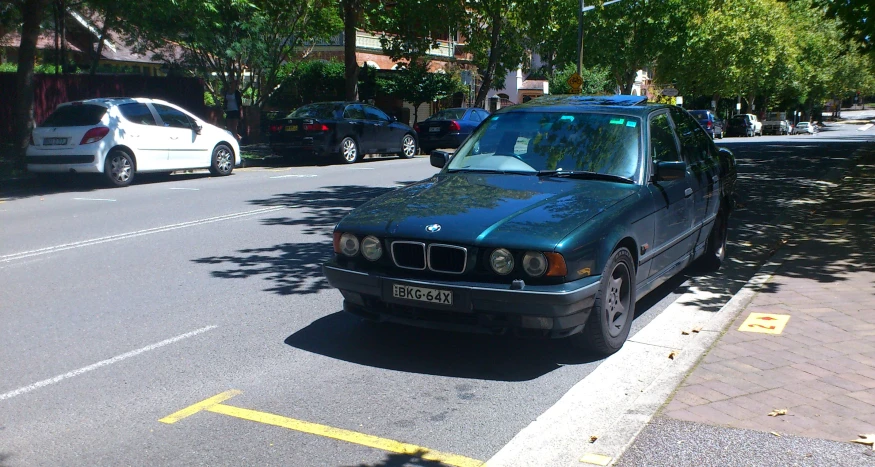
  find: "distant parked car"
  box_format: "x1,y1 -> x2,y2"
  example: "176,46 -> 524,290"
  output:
688,110 -> 724,139
414,107 -> 491,154
268,102 -> 418,164
794,122 -> 817,135
726,114 -> 756,137
27,98 -> 241,187
762,119 -> 791,135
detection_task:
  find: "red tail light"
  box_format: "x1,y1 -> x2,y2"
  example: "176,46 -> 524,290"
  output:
80,127 -> 110,145
706,121 -> 713,128
414,124 -> 420,132
269,124 -> 283,133
449,120 -> 461,131
304,123 -> 329,132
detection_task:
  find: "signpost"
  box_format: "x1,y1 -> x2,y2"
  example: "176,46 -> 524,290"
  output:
662,87 -> 679,97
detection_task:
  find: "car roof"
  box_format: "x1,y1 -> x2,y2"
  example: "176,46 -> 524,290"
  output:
58,97 -> 168,108
499,94 -> 669,116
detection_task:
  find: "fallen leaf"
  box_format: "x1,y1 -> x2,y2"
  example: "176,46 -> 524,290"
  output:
770,432 -> 782,437
768,409 -> 787,417
589,435 -> 598,443
681,330 -> 690,335
692,327 -> 702,333
668,351 -> 678,360
850,434 -> 874,450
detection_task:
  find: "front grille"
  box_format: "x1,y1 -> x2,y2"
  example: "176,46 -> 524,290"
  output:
428,244 -> 467,274
27,155 -> 95,164
391,241 -> 426,270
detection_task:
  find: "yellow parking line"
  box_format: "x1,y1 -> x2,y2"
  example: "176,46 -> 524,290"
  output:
159,389 -> 242,424
160,391 -> 483,467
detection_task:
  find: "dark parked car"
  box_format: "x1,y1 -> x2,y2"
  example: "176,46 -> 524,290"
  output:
268,102 -> 418,163
688,110 -> 724,139
726,114 -> 756,137
323,95 -> 737,355
415,107 -> 491,154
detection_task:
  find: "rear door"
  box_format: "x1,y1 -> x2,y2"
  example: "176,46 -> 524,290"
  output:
363,105 -> 397,152
153,103 -> 212,169
116,102 -> 169,170
670,107 -> 719,236
342,104 -> 369,151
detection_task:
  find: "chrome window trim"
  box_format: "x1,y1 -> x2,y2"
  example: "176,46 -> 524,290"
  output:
427,243 -> 468,274
390,241 -> 427,270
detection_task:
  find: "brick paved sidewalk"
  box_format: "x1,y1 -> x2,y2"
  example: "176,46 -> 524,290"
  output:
662,153 -> 875,445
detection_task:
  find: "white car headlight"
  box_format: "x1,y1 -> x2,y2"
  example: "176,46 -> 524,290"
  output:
522,251 -> 547,277
340,233 -> 360,257
361,236 -> 383,261
490,248 -> 515,275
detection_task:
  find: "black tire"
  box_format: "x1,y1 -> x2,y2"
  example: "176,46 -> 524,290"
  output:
209,143 -> 235,176
695,211 -> 728,272
104,149 -> 134,187
398,134 -> 417,159
573,247 -> 636,356
338,136 -> 359,164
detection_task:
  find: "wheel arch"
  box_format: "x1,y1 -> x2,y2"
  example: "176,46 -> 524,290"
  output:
108,145 -> 137,171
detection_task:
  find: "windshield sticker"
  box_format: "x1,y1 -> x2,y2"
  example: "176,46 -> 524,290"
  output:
609,118 -> 625,125
626,121 -> 638,128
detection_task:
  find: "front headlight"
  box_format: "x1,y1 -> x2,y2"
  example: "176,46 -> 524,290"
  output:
340,233 -> 360,257
490,248 -> 515,275
522,251 -> 547,277
361,236 -> 382,261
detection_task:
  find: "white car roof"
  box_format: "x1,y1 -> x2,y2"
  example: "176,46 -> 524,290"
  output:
58,97 -> 172,109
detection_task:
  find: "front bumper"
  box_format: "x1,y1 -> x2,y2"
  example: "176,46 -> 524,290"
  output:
322,261 -> 600,338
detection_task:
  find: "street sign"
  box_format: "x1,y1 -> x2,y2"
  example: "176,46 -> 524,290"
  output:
738,312 -> 790,334
567,73 -> 583,93
662,87 -> 679,97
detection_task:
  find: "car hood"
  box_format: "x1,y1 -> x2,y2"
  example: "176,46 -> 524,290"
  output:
338,172 -> 638,249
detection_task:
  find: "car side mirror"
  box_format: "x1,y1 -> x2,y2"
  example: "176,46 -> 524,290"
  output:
389,116 -> 398,123
192,122 -> 203,134
430,150 -> 451,169
653,161 -> 686,181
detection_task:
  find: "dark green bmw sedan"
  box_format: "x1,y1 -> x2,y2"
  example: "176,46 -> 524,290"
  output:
322,95 -> 737,355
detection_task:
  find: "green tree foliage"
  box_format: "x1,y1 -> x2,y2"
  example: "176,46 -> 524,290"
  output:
270,60 -> 346,110
367,0 -> 463,64
814,0 -> 873,55
121,0 -> 341,108
377,61 -> 465,123
548,63 -> 613,95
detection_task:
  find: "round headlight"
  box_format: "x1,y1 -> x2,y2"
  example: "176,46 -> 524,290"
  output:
340,233 -> 360,257
490,248 -> 515,275
522,251 -> 547,277
361,236 -> 383,261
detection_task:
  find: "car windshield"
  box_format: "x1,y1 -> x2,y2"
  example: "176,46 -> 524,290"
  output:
797,122 -> 809,127
428,109 -> 467,120
287,103 -> 341,119
41,104 -> 107,127
446,111 -> 641,179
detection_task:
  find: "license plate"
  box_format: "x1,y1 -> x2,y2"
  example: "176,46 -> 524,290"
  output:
429,127 -> 441,132
43,137 -> 68,145
285,125 -> 298,132
392,284 -> 452,305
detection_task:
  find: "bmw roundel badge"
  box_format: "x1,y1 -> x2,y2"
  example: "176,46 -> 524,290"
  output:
425,224 -> 441,233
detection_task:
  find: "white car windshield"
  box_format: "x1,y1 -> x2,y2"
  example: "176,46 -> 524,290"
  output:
446,111 -> 641,179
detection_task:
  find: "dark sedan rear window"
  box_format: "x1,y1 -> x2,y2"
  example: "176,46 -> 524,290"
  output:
428,109 -> 467,120
288,104 -> 342,119
688,110 -> 708,119
41,104 -> 107,127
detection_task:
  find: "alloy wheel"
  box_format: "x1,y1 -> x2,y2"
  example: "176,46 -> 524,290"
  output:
605,263 -> 631,338
110,154 -> 131,183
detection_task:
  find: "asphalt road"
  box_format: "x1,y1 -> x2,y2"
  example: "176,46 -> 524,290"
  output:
1,125 -> 872,467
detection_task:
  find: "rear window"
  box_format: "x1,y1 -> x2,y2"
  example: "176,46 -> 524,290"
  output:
428,109 -> 467,120
688,110 -> 708,119
288,104 -> 342,119
41,104 -> 107,127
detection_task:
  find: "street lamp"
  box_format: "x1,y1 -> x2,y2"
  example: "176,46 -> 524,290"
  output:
577,0 -> 624,76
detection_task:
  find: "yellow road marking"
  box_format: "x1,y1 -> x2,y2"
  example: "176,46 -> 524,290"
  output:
822,218 -> 849,225
579,453 -> 613,465
160,391 -> 483,467
738,312 -> 790,334
159,389 -> 242,424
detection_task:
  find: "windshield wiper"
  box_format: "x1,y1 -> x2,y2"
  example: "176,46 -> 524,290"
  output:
537,170 -> 635,184
447,168 -> 536,175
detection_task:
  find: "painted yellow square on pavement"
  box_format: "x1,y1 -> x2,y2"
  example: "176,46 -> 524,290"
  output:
822,218 -> 849,226
739,312 -> 790,334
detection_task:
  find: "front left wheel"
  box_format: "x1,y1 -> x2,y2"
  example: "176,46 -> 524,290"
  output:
104,149 -> 134,187
209,144 -> 234,176
573,247 -> 636,356
398,134 -> 417,159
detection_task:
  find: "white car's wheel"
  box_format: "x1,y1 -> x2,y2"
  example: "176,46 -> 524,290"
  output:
209,144 -> 234,176
104,149 -> 134,187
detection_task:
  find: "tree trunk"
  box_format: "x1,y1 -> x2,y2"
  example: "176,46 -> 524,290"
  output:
12,0 -> 48,165
91,14 -> 112,76
343,0 -> 359,101
474,10 -> 502,108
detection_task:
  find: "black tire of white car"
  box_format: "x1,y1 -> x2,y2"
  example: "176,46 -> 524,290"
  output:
575,247 -> 636,356
695,210 -> 728,272
209,144 -> 234,176
398,134 -> 417,159
104,149 -> 134,187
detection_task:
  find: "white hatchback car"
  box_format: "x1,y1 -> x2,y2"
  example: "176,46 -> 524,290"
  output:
27,97 -> 241,187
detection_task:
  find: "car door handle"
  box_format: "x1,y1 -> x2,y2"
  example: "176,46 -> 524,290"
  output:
170,136 -> 179,140
684,188 -> 693,198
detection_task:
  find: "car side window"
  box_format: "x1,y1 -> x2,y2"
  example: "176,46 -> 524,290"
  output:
650,113 -> 681,164
363,105 -> 390,122
343,105 -> 365,120
670,107 -> 711,166
477,110 -> 490,121
118,103 -> 156,126
153,104 -> 193,129
467,110 -> 482,122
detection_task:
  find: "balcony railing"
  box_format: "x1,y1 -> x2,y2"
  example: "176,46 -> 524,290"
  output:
308,30 -> 459,59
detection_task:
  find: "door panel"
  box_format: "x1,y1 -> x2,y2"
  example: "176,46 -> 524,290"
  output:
153,103 -> 211,168
363,105 -> 395,152
118,103 -> 169,170
343,105 -> 369,152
